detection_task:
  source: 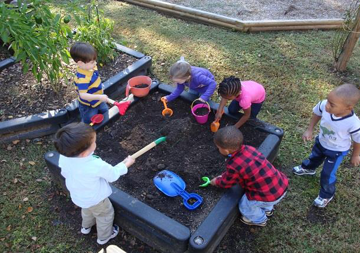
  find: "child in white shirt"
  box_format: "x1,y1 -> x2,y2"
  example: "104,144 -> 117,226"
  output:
293,83 -> 360,208
54,122 -> 135,245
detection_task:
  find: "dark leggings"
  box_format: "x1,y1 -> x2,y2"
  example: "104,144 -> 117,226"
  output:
228,100 -> 263,118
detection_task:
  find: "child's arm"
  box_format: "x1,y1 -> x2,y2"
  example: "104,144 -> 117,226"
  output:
164,84 -> 185,102
198,76 -> 217,102
79,93 -> 109,103
98,156 -> 135,183
351,142 -> 360,167
215,98 -> 228,121
210,168 -> 238,188
303,113 -> 321,143
234,108 -> 251,129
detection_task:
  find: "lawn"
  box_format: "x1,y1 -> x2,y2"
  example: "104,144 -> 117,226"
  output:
1,1 -> 359,252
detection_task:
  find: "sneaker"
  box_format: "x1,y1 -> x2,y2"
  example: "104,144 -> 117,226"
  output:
97,225 -> 119,245
81,226 -> 92,235
292,165 -> 316,176
313,195 -> 334,208
240,216 -> 267,227
265,210 -> 274,217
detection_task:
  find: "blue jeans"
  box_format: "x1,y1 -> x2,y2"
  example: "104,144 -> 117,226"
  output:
228,100 -> 263,119
239,192 -> 286,224
301,136 -> 348,199
78,102 -> 109,124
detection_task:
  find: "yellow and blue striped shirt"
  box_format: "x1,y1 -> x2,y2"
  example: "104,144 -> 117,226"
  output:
74,66 -> 103,108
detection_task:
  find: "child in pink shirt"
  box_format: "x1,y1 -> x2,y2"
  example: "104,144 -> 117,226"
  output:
215,76 -> 266,128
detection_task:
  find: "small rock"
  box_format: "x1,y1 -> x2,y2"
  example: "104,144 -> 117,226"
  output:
157,164 -> 166,169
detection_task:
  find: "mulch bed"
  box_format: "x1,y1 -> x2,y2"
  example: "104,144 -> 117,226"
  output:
0,52 -> 137,121
96,91 -> 268,232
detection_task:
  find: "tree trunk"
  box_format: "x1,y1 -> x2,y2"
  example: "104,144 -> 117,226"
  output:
335,6 -> 360,71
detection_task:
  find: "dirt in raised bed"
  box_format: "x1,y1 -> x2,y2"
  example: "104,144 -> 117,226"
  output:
0,52 -> 137,121
96,91 -> 268,232
0,47 -> 11,62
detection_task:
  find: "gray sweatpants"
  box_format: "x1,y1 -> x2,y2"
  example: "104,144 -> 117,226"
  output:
81,198 -> 114,240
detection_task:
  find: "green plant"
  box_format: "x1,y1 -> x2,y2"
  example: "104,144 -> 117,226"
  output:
71,1 -> 117,64
0,0 -> 73,90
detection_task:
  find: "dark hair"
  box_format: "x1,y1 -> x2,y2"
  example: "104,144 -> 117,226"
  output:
333,83 -> 360,107
54,122 -> 95,157
70,42 -> 97,63
218,76 -> 241,97
214,126 -> 243,150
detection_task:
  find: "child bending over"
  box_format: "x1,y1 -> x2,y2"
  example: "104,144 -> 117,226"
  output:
293,83 -> 360,208
54,122 -> 135,244
162,57 -> 217,103
70,42 -> 109,124
215,76 -> 266,128
210,126 -> 288,227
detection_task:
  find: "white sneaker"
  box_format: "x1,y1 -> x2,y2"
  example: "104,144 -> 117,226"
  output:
97,225 -> 119,245
81,226 -> 92,235
292,165 -> 316,176
313,195 -> 334,208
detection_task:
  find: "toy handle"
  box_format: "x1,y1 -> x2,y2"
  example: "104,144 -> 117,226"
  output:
191,98 -> 210,110
161,97 -> 168,109
108,98 -> 115,104
131,142 -> 156,159
171,183 -> 203,210
126,84 -> 131,97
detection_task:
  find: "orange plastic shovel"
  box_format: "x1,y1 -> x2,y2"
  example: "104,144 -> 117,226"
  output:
161,97 -> 173,117
210,119 -> 220,133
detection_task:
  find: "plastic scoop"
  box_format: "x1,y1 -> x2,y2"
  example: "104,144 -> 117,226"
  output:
199,176 -> 211,187
161,97 -> 173,117
89,114 -> 104,126
210,120 -> 220,133
154,170 -> 203,210
108,94 -> 134,116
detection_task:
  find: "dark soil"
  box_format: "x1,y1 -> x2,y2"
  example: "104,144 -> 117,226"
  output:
0,52 -> 137,121
195,107 -> 209,116
134,83 -> 149,88
96,91 -> 268,232
0,46 -> 11,61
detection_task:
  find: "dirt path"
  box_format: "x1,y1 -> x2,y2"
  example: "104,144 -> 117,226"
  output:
163,0 -> 354,20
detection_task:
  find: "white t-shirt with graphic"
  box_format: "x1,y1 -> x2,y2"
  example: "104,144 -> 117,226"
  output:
313,100 -> 360,152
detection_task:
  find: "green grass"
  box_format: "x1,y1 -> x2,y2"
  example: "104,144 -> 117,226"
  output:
1,1 -> 360,252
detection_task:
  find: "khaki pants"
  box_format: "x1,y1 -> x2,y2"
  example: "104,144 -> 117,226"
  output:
81,198 -> 114,240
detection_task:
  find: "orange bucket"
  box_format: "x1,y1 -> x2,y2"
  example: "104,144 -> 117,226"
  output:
126,76 -> 151,97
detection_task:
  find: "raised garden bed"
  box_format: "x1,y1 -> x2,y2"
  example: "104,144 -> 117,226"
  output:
0,43 -> 152,143
45,82 -> 284,253
0,46 -> 15,72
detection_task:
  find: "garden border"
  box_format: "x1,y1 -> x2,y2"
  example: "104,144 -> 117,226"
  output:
44,82 -> 283,253
0,56 -> 15,72
0,43 -> 152,143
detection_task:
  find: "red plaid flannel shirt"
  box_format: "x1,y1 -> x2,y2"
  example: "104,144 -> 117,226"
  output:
215,145 -> 288,202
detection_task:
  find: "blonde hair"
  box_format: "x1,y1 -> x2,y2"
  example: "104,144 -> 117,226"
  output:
169,56 -> 191,80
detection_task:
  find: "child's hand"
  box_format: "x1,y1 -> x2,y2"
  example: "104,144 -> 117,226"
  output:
215,111 -> 222,121
302,129 -> 313,143
210,177 -> 219,186
350,155 -> 360,167
161,96 -> 168,103
123,155 -> 135,168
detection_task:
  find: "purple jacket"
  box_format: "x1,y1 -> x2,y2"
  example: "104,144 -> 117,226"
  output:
165,66 -> 217,102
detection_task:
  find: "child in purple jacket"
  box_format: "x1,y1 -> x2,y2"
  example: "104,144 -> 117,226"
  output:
162,57 -> 217,103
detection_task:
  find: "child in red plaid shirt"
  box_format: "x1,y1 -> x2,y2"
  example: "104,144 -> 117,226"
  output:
210,126 -> 288,226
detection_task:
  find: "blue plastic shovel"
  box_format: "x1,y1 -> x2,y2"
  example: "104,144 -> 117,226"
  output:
153,170 -> 203,210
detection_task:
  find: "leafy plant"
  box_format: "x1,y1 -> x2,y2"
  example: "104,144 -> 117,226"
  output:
71,1 -> 117,64
0,0 -> 73,90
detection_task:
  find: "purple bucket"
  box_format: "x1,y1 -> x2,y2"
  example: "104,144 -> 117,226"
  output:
191,102 -> 210,124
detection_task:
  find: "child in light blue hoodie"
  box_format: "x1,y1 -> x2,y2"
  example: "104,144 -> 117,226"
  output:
162,57 -> 217,103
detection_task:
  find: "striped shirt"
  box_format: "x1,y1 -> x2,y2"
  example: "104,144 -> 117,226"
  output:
74,66 -> 103,108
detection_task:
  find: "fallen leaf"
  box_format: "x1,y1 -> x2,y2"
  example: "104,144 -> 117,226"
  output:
7,146 -> 12,151
6,225 -> 11,231
13,178 -> 18,184
18,204 -> 22,209
28,161 -> 36,166
12,140 -> 20,145
27,207 -> 33,213
23,197 -> 29,202
31,236 -> 37,241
